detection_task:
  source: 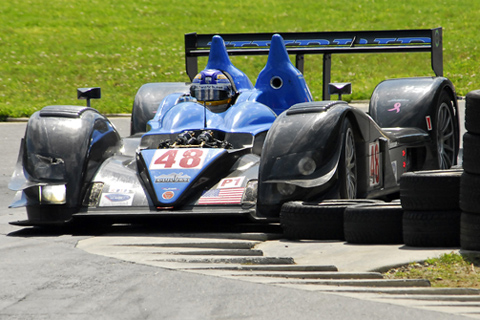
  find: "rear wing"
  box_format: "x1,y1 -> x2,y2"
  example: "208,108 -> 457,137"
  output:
185,28 -> 443,100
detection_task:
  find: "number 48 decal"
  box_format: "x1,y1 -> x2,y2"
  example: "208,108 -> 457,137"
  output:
150,149 -> 207,170
369,140 -> 380,187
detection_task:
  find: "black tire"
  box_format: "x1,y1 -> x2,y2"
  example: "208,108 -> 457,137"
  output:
338,118 -> 357,199
432,91 -> 458,169
465,90 -> 480,134
462,132 -> 480,174
460,211 -> 480,251
344,203 -> 403,244
400,169 -> 462,211
460,172 -> 480,214
403,210 -> 460,247
321,199 -> 383,205
130,82 -> 190,135
280,201 -> 358,240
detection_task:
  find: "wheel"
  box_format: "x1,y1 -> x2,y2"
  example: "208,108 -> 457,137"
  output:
403,210 -> 460,247
460,211 -> 480,251
400,169 -> 462,211
460,172 -> 480,214
462,132 -> 480,174
280,201 -> 359,240
338,119 -> 357,199
432,91 -> 458,169
344,203 -> 403,244
465,89 -> 480,134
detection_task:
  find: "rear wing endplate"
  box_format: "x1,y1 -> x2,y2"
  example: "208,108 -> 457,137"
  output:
185,28 -> 443,100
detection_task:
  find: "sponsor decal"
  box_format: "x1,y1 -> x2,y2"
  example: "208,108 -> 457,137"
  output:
105,194 -> 131,202
218,177 -> 245,189
213,37 -> 431,48
426,115 -> 432,131
198,187 -> 245,205
388,102 -> 402,113
391,160 -> 398,182
154,172 -> 191,183
162,191 -> 175,200
150,149 -> 207,170
99,193 -> 134,207
369,140 -> 381,187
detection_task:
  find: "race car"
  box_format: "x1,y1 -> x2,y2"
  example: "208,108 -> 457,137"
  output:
9,28 -> 459,226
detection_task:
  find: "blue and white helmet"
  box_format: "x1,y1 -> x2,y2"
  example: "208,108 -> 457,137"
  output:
190,69 -> 235,112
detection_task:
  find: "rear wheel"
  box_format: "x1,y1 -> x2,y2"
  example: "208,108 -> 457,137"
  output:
433,92 -> 457,169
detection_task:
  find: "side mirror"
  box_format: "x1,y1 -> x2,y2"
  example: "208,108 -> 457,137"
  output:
77,87 -> 101,107
328,83 -> 352,101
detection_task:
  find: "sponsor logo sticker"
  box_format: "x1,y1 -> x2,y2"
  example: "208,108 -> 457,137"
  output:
162,191 -> 175,200
100,193 -> 134,207
218,177 -> 245,189
154,172 -> 191,183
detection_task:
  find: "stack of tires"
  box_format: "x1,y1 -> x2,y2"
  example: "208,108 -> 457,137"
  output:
280,200 -> 380,240
343,203 -> 404,244
460,90 -> 480,250
400,170 -> 462,247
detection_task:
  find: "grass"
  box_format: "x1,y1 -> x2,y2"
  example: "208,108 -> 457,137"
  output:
1,0 -> 479,118
385,252 -> 480,288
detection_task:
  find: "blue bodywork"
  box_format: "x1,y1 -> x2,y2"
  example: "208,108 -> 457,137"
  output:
145,33 -> 312,135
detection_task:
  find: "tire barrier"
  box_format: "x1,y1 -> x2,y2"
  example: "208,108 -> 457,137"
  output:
400,170 -> 462,247
460,90 -> 480,250
280,200 -> 380,240
344,203 -> 404,244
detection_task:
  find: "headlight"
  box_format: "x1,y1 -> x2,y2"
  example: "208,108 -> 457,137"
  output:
40,185 -> 66,204
298,156 -> 316,176
276,183 -> 296,196
242,180 -> 258,204
83,182 -> 104,207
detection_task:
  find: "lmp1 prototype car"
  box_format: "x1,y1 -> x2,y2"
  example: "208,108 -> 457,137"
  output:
9,28 -> 459,226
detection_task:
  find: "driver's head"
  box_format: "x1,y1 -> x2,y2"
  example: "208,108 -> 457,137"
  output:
190,69 -> 235,113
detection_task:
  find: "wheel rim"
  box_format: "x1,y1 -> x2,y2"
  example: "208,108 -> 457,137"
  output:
344,127 -> 357,198
436,102 -> 456,169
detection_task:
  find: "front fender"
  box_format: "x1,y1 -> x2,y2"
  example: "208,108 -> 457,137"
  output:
11,106 -> 120,209
256,101 -> 369,217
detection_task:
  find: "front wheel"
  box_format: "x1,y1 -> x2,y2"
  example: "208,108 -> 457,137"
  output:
338,119 -> 357,199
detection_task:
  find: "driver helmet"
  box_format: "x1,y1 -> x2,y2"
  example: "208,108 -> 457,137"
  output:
190,69 -> 235,112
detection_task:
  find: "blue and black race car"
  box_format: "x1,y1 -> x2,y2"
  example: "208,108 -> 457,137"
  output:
9,28 -> 459,226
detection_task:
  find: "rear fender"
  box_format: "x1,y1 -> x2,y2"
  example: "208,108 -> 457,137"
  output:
369,77 -> 458,132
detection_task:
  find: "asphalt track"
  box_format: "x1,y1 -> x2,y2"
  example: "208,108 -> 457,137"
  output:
1,101 -> 478,319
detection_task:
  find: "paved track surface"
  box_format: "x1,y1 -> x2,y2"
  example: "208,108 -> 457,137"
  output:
2,101 -> 478,319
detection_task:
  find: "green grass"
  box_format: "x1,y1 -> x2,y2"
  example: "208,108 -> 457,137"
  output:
1,0 -> 479,118
385,252 -> 480,288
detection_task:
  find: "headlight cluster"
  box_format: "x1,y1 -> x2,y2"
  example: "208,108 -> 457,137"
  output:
242,180 -> 258,204
40,184 -> 66,204
276,183 -> 296,196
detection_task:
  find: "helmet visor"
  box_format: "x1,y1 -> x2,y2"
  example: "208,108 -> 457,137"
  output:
190,84 -> 233,102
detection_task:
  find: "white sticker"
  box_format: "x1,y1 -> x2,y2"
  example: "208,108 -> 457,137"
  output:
369,140 -> 380,187
218,177 -> 245,189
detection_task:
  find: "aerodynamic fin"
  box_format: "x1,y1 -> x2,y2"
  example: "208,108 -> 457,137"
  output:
205,35 -> 253,92
254,34 -> 312,114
